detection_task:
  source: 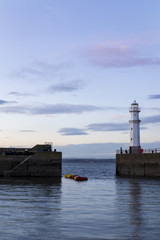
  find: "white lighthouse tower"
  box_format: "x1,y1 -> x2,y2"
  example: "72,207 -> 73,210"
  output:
129,100 -> 141,154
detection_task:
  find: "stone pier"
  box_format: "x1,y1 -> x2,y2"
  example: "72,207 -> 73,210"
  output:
116,152 -> 160,177
0,144 -> 62,177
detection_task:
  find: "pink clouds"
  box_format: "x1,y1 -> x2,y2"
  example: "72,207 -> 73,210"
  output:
85,43 -> 160,68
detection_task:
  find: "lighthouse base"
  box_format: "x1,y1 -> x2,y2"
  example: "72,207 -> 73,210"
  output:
129,146 -> 141,154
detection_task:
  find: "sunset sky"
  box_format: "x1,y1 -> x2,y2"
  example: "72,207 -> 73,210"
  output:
0,0 -> 160,158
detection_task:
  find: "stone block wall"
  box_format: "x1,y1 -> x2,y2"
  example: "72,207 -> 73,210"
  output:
116,153 -> 160,177
27,152 -> 62,177
0,151 -> 62,177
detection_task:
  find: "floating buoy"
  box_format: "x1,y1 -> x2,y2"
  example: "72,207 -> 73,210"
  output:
65,174 -> 88,181
70,175 -> 79,179
65,174 -> 72,179
74,176 -> 88,181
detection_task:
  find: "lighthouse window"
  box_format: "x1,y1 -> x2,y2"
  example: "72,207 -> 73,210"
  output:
131,138 -> 132,140
134,113 -> 136,116
131,128 -> 133,130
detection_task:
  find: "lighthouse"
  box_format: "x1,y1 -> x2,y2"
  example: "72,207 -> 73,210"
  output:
129,100 -> 141,154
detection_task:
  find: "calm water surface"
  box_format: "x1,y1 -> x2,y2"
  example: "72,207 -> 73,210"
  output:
0,159 -> 160,239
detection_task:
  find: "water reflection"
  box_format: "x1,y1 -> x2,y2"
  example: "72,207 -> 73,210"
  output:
115,177 -> 143,240
128,180 -> 142,239
0,177 -> 62,240
0,177 -> 61,186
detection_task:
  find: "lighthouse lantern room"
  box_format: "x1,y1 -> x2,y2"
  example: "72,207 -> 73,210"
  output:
129,100 -> 141,154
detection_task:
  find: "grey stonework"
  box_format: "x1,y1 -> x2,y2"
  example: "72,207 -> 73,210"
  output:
116,153 -> 160,177
0,144 -> 62,177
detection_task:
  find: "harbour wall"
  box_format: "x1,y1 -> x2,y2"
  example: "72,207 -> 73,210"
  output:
116,153 -> 160,177
0,145 -> 62,177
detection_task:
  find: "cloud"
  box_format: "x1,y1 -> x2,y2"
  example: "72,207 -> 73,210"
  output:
0,100 -> 17,105
0,103 -> 102,115
87,122 -> 129,132
58,128 -> 88,136
85,43 -> 160,68
58,119 -> 148,136
0,100 -> 10,105
58,121 -> 131,136
84,116 -> 159,133
8,91 -> 34,97
0,105 -> 28,114
31,104 -> 101,115
142,115 -> 160,124
46,80 -> 83,93
12,61 -> 69,80
148,94 -> 160,99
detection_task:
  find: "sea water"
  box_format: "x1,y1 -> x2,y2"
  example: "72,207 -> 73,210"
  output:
0,159 -> 160,240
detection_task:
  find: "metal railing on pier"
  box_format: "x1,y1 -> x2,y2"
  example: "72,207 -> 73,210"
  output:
142,149 -> 160,154
116,149 -> 129,154
116,149 -> 160,154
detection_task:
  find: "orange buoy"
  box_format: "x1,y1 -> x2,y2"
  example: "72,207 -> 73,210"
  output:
74,176 -> 88,181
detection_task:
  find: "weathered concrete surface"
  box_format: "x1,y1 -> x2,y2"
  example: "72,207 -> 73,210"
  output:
27,152 -> 62,177
116,153 -> 160,177
0,145 -> 62,177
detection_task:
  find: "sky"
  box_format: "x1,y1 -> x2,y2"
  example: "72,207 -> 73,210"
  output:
0,0 -> 160,158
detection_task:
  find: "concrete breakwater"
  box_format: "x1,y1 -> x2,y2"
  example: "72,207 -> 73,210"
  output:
0,144 -> 62,177
116,153 -> 160,177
